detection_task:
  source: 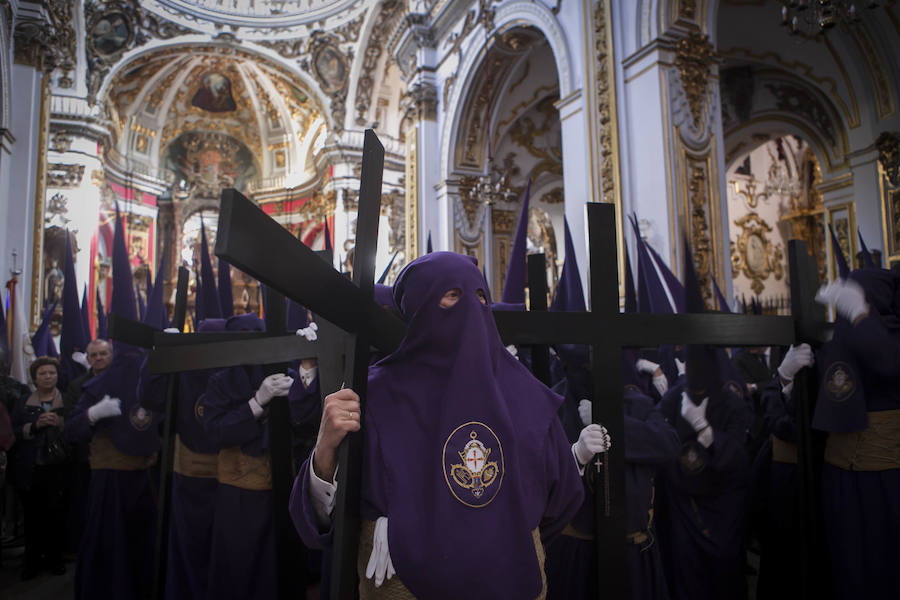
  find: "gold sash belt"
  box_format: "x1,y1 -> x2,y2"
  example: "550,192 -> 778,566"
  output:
216,446 -> 271,491
771,435 -> 798,465
355,521 -> 547,600
173,435 -> 218,479
89,434 -> 157,471
825,409 -> 900,471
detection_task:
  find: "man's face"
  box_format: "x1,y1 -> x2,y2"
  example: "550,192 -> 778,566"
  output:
87,342 -> 112,373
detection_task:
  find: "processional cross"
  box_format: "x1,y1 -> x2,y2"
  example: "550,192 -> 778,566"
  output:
123,129 -> 828,600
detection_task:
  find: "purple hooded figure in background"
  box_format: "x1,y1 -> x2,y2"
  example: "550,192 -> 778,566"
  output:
655,240 -> 752,600
290,251 -> 583,599
814,266 -> 900,599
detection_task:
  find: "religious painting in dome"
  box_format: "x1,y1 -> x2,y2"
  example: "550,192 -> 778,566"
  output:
313,44 -> 347,94
191,72 -> 237,113
89,12 -> 131,57
165,132 -> 257,196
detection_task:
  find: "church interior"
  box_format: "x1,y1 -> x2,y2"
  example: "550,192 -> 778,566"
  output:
1,0 -> 899,598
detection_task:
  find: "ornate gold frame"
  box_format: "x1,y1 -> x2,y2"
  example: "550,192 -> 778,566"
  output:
30,77 -> 50,329
826,202 -> 858,277
731,212 -> 784,295
878,162 -> 900,266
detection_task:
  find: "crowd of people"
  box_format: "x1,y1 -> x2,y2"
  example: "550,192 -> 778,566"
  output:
0,231 -> 897,599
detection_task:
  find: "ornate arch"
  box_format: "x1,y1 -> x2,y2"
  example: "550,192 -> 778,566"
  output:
440,0 -> 573,181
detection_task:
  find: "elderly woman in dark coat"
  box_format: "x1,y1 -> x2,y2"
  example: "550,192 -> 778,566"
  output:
11,356 -> 70,579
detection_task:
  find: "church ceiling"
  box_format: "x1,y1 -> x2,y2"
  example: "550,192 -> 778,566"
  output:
105,46 -> 325,189
140,0 -> 368,40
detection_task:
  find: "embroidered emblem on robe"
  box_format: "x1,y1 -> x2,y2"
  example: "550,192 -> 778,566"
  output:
679,441 -> 705,474
195,393 -> 206,420
130,405 -> 152,431
443,422 -> 504,507
825,362 -> 854,402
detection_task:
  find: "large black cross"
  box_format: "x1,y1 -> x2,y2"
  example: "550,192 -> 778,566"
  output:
491,202 -> 828,599
211,130 -> 828,598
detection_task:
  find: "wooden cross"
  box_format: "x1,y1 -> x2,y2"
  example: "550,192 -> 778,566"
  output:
492,202 -> 828,598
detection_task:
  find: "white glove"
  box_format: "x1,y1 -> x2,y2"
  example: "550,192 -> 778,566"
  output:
675,358 -> 686,376
365,516 -> 395,588
254,374 -> 294,406
573,423 -> 611,465
296,321 -> 318,341
777,343 -> 815,381
636,359 -> 668,396
815,279 -> 869,323
578,399 -> 592,427
72,351 -> 89,369
88,395 -> 122,424
505,344 -> 518,358
163,327 -> 180,334
635,359 -> 659,374
680,392 -> 714,447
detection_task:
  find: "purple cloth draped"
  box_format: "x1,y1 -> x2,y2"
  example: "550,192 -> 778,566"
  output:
166,474 -> 217,600
657,382 -> 751,600
75,469 -> 156,600
205,484 -> 276,600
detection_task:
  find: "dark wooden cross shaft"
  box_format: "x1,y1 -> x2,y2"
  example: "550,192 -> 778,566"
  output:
214,130 -> 401,600
491,202 -> 827,599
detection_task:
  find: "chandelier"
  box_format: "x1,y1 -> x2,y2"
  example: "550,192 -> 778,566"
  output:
476,154 -> 518,206
780,1 -> 880,35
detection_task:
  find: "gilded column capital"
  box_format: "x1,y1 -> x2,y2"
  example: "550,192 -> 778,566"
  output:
876,131 -> 899,187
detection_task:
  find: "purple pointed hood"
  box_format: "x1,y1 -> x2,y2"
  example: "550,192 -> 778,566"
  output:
60,232 -> 88,384
829,225 -> 850,278
197,221 -> 222,321
96,289 -> 107,339
143,245 -> 169,329
682,239 -> 717,403
217,257 -> 234,318
711,276 -> 730,313
645,240 -> 686,313
629,214 -> 674,314
501,180 -> 531,304
367,251 -> 578,598
80,286 -> 91,342
111,204 -> 137,321
31,301 -> 59,358
623,243 -> 637,314
0,293 -> 8,372
550,218 -> 586,313
426,231 -> 433,254
857,228 -> 876,269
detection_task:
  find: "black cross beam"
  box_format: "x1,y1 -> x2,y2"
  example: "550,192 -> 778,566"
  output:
491,202 -> 827,599
215,130 -> 397,600
526,253 -> 552,387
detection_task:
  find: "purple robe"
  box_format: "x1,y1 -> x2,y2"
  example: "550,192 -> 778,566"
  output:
291,252 -> 583,600
657,381 -> 751,600
65,349 -> 161,600
817,269 -> 900,599
545,381 -> 678,600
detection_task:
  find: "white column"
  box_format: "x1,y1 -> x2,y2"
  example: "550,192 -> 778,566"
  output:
556,89 -> 591,304
1,65 -> 43,311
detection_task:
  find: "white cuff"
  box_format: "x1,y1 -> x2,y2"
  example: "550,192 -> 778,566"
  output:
570,444 -> 586,477
781,381 -> 794,396
697,426 -> 714,448
248,397 -> 265,419
308,449 -> 338,528
299,365 -> 318,389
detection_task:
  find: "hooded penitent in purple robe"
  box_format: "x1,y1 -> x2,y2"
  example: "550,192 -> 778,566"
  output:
816,268 -> 900,599
201,312 -> 317,600
139,318 -> 226,600
290,251 -> 583,599
545,376 -> 679,600
656,242 -> 751,600
65,347 -> 161,600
